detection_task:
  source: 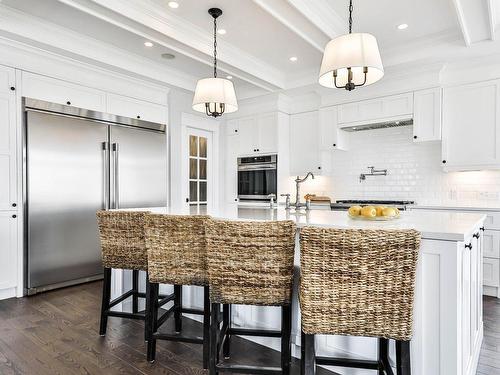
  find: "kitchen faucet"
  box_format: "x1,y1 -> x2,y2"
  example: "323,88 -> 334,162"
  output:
359,166 -> 387,182
294,172 -> 314,209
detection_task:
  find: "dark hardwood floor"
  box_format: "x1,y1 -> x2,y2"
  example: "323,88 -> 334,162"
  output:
0,281 -> 498,375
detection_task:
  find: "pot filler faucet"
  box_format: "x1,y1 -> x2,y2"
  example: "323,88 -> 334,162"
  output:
293,172 -> 315,209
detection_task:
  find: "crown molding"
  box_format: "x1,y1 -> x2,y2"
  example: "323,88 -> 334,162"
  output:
77,0 -> 286,89
286,0 -> 345,39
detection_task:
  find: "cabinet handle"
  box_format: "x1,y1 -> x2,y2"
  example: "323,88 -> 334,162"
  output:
333,143 -> 336,147
235,129 -> 238,133
253,149 -> 256,152
234,198 -> 238,202
473,233 -> 480,239
66,101 -> 71,105
465,243 -> 472,250
318,166 -> 321,170
137,115 -> 141,119
11,203 -> 16,207
442,160 -> 446,164
480,226 -> 485,231
10,86 -> 15,91
11,214 -> 16,218
413,135 -> 417,139
257,149 -> 260,152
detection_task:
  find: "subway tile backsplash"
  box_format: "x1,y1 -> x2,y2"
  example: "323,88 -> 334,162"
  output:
295,126 -> 500,208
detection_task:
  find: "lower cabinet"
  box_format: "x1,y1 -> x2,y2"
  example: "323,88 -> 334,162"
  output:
0,211 -> 18,293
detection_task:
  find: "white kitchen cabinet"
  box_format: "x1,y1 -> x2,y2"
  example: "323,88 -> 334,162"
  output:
413,88 -> 441,142
483,257 -> 500,287
225,119 -> 239,136
442,79 -> 500,170
0,211 -> 18,291
106,93 -> 167,124
224,130 -> 239,204
21,71 -> 106,111
319,106 -> 349,151
483,229 -> 500,258
338,92 -> 413,126
0,66 -> 17,212
234,113 -> 278,155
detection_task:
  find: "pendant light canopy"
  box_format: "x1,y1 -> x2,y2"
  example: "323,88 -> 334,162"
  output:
319,0 -> 383,91
192,8 -> 237,117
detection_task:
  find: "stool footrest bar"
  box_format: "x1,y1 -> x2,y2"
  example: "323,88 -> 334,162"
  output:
216,364 -> 282,374
153,333 -> 204,344
156,306 -> 175,328
109,289 -> 134,308
228,328 -> 281,338
158,293 -> 175,307
315,356 -> 380,370
106,310 -> 144,320
181,307 -> 204,315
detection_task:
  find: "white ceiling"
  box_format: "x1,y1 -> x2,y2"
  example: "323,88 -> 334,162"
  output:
1,0 -> 499,99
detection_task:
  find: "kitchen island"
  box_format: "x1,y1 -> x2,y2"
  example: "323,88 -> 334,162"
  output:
119,206 -> 485,375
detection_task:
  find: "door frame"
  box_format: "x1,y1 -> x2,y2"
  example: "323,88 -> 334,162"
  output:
180,113 -> 220,211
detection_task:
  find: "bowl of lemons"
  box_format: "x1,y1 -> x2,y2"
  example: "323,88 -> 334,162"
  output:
347,205 -> 400,221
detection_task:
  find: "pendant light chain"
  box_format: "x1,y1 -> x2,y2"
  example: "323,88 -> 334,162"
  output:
348,0 -> 353,34
213,16 -> 217,78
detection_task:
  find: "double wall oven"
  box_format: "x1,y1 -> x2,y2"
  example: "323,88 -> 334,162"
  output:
237,155 -> 277,202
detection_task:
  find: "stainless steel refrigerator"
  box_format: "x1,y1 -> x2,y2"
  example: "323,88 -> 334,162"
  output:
24,99 -> 167,295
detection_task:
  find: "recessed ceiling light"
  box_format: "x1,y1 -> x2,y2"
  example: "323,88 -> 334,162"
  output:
226,75 -> 233,80
289,56 -> 298,62
161,53 -> 176,60
397,23 -> 408,30
168,1 -> 179,9
144,41 -> 154,47
217,29 -> 227,35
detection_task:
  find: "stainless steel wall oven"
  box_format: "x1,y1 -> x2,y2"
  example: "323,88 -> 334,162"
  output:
237,155 -> 277,201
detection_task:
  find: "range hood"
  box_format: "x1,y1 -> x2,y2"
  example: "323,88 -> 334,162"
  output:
340,118 -> 413,132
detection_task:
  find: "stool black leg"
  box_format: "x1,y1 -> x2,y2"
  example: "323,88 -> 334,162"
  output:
174,284 -> 182,333
147,282 -> 159,363
223,304 -> 231,358
281,305 -> 292,375
378,338 -> 391,375
144,274 -> 151,342
202,286 -> 210,369
99,267 -> 112,336
209,302 -> 220,375
132,269 -> 139,313
396,340 -> 411,375
301,331 -> 316,375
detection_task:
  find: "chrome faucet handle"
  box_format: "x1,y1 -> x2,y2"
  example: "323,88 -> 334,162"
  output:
280,193 -> 291,210
267,193 -> 276,208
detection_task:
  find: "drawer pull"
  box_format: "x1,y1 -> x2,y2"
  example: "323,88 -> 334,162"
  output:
465,243 -> 472,250
473,233 -> 480,239
480,226 -> 485,231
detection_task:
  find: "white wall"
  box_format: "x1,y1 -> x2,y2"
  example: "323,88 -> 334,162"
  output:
294,125 -> 500,207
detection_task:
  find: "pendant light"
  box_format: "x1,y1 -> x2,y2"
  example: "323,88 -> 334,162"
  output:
319,0 -> 383,91
192,8 -> 238,117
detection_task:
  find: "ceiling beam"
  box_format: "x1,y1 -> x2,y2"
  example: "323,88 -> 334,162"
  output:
487,0 -> 497,41
451,0 -> 491,46
286,0 -> 345,40
252,0 -> 329,52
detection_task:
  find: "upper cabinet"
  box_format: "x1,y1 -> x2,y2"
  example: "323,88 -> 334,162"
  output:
21,71 -> 106,112
442,79 -> 500,171
0,65 -> 17,212
337,92 -> 413,126
106,93 -> 167,124
319,106 -> 349,151
413,88 -> 442,142
232,113 -> 278,155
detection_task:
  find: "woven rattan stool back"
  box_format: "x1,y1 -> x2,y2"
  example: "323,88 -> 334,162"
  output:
96,210 -> 149,271
300,227 -> 421,341
206,219 -> 296,306
145,214 -> 210,286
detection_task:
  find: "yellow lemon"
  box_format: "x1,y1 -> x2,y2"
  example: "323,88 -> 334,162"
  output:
361,206 -> 377,218
348,205 -> 362,216
375,206 -> 386,216
382,207 -> 398,217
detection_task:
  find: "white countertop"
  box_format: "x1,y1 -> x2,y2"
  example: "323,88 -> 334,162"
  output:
121,205 -> 486,242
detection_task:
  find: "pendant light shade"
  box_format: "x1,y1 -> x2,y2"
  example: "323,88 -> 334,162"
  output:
319,33 -> 383,89
192,8 -> 237,117
318,0 -> 383,91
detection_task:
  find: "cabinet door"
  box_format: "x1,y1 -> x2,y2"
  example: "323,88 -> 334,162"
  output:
290,111 -> 321,175
482,229 -> 500,258
237,116 -> 258,155
256,113 -> 278,153
0,66 -> 17,211
0,211 -> 17,290
319,106 -> 348,150
442,80 -> 500,169
21,71 -> 106,111
225,134 -> 239,204
461,242 -> 472,372
413,88 -> 442,142
226,119 -> 239,136
483,257 -> 500,287
106,93 -> 167,124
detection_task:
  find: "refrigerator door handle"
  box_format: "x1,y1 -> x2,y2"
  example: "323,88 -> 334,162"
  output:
102,142 -> 109,210
112,142 -> 120,209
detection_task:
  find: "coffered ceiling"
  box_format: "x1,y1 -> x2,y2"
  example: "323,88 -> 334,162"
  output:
0,0 -> 499,99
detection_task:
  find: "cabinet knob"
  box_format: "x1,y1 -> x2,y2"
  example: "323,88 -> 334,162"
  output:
318,166 -> 321,170
480,226 -> 485,231
66,101 -> 71,105
333,143 -> 336,147
235,129 -> 238,133
11,203 -> 16,207
253,149 -> 256,152
442,160 -> 447,164
10,86 -> 15,91
465,243 -> 472,250
137,115 -> 141,119
473,233 -> 480,239
234,198 -> 238,202
11,214 -> 16,218
257,149 -> 260,152
185,198 -> 189,203
413,135 -> 417,139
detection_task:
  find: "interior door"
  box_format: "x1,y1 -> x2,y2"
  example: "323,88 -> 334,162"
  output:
110,126 -> 167,209
27,111 -> 107,290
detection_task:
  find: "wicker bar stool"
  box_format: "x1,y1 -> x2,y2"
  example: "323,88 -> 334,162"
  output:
144,214 -> 211,368
299,227 -> 421,375
206,219 -> 296,375
96,211 -> 174,336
